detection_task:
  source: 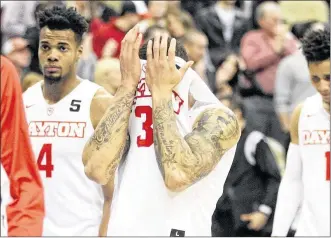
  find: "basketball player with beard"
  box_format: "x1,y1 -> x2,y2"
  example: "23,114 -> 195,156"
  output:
83,25 -> 241,235
22,6 -> 115,236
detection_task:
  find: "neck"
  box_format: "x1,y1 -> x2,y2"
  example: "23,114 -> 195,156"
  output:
115,18 -> 130,32
262,29 -> 276,38
323,101 -> 330,115
217,1 -> 234,10
42,74 -> 80,104
240,120 -> 246,131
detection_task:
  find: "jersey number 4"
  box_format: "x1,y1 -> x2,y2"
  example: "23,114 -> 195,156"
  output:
326,151 -> 330,181
37,144 -> 54,177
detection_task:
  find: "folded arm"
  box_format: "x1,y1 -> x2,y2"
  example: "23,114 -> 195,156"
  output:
152,94 -> 241,192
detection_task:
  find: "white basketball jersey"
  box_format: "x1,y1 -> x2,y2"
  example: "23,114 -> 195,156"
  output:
1,165 -> 9,236
296,93 -> 330,236
23,80 -> 103,236
108,59 -> 236,236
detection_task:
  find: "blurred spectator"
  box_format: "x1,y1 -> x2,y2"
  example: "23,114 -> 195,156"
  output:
91,1 -> 146,59
2,37 -> 31,78
274,22 -> 326,151
143,25 -> 169,43
1,1 -> 38,43
195,0 -> 249,92
279,0 -> 329,29
240,1 -> 298,147
21,72 -> 43,92
216,84 -> 234,102
215,54 -> 243,93
139,1 -> 168,33
166,7 -> 195,40
24,3 -> 47,76
100,4 -> 119,23
181,0 -> 216,18
212,96 -> 281,237
94,58 -> 121,96
251,0 -> 279,29
76,33 -> 98,82
182,30 -> 208,83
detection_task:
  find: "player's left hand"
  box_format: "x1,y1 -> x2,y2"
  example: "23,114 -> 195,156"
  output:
145,32 -> 193,94
240,212 -> 268,231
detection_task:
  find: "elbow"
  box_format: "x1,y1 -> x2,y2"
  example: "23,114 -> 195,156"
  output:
84,163 -> 109,186
82,151 -> 108,186
163,171 -> 191,192
82,148 -> 90,167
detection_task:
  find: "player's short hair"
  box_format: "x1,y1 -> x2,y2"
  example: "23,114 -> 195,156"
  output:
182,30 -> 207,45
139,37 -> 189,61
143,25 -> 167,41
302,27 -> 330,63
37,6 -> 89,44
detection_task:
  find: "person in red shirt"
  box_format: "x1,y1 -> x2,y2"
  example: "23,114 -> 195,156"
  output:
91,1 -> 145,59
0,55 -> 45,236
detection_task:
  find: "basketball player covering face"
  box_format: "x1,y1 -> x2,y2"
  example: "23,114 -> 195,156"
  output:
83,24 -> 241,235
23,6 -> 114,236
272,27 -> 330,236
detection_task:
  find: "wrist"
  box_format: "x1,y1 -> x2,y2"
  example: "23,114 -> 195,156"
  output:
120,79 -> 138,92
258,204 -> 272,217
151,86 -> 173,100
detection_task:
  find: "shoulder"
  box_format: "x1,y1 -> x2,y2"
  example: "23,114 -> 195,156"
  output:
290,103 -> 304,144
192,105 -> 241,145
90,87 -> 113,129
1,56 -> 14,69
242,30 -> 262,41
23,80 -> 41,102
279,52 -> 298,66
196,6 -> 214,20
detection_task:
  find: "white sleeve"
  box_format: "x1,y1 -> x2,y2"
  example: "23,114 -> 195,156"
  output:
271,143 -> 303,236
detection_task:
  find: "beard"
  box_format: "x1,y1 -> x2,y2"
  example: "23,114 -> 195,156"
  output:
44,75 -> 62,85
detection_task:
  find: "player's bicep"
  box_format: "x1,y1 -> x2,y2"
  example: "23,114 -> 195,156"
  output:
90,87 -> 113,129
185,107 -> 241,164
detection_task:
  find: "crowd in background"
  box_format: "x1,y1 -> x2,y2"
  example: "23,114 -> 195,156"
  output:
0,0 -> 330,236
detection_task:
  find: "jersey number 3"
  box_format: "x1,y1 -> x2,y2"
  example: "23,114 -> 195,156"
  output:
135,106 -> 153,147
37,144 -> 54,177
326,151 -> 330,181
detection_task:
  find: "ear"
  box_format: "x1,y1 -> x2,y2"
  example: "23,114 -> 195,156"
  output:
77,44 -> 83,60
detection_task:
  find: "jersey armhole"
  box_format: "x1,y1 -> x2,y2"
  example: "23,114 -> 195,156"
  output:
88,85 -> 103,130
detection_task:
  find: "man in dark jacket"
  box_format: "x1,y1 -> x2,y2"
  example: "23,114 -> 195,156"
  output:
212,96 -> 281,237
195,0 -> 249,92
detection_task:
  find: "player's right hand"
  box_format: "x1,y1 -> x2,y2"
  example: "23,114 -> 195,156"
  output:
119,24 -> 142,90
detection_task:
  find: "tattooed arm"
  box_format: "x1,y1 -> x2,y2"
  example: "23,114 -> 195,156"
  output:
83,86 -> 134,185
83,25 -> 142,185
143,34 -> 240,192
152,94 -> 240,192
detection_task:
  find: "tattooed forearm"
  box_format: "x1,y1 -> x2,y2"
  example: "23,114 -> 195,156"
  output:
152,95 -> 240,191
83,87 -> 135,184
105,135 -> 131,182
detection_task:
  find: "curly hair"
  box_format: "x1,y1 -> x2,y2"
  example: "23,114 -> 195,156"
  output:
302,27 -> 330,63
139,37 -> 189,62
37,6 -> 89,44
